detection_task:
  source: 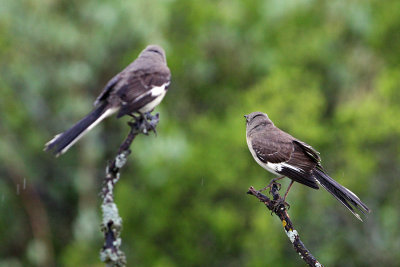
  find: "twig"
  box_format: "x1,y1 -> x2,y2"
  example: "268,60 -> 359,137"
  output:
99,114 -> 159,267
247,184 -> 323,267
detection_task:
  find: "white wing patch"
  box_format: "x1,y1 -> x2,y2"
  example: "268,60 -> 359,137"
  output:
279,163 -> 302,172
138,83 -> 168,113
258,161 -> 303,176
150,83 -> 167,97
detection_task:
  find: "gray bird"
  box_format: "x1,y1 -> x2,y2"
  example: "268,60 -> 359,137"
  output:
245,111 -> 370,220
45,45 -> 171,156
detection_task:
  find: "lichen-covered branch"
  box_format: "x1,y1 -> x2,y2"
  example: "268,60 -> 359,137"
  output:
100,114 -> 159,267
247,184 -> 323,267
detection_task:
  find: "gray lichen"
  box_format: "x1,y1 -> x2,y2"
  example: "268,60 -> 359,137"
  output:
101,203 -> 122,229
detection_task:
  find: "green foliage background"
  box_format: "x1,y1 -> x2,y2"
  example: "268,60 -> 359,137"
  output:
1,0 -> 400,266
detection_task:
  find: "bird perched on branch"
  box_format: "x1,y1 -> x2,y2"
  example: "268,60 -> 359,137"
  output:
245,111 -> 370,220
45,45 -> 171,156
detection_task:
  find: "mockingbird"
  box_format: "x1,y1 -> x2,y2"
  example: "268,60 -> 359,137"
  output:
45,45 -> 171,156
245,111 -> 370,220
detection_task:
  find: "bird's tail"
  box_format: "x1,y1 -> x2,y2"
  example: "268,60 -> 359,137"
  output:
44,103 -> 117,156
313,168 -> 370,221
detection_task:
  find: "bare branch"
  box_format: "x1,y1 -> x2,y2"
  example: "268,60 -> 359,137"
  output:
100,114 -> 159,267
247,184 -> 323,267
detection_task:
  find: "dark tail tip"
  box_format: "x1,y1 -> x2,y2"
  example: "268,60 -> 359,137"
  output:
44,103 -> 111,156
313,168 -> 370,221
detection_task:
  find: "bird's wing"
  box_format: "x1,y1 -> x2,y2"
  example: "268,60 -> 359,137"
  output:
251,129 -> 319,189
115,68 -> 170,117
251,132 -> 292,164
94,72 -> 123,106
293,140 -> 321,163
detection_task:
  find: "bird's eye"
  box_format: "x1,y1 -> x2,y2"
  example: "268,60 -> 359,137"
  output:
149,49 -> 162,56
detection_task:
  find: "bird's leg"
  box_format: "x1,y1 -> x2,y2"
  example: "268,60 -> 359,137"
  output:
283,180 -> 294,201
260,176 -> 285,192
127,113 -> 144,133
260,176 -> 293,211
129,113 -> 140,122
274,180 -> 294,211
137,112 -> 149,135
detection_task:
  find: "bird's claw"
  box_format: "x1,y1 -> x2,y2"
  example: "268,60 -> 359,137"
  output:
272,198 -> 290,213
272,182 -> 281,192
259,181 -> 281,193
128,112 -> 159,135
144,112 -> 159,135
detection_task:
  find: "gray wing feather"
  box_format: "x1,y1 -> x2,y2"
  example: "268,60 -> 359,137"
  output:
251,127 -> 319,189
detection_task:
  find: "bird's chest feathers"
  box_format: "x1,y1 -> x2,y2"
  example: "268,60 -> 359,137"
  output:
246,134 -> 282,176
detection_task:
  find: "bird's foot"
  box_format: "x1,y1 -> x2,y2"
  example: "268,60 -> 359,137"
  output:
143,112 -> 159,135
260,180 -> 281,193
128,112 -> 159,135
272,197 -> 290,213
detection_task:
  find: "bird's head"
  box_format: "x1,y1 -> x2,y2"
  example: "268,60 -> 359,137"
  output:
244,112 -> 273,130
140,44 -> 167,64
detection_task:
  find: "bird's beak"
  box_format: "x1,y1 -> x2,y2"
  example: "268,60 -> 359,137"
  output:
244,114 -> 249,123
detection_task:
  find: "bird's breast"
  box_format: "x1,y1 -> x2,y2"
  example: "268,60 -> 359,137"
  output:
246,134 -> 282,176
